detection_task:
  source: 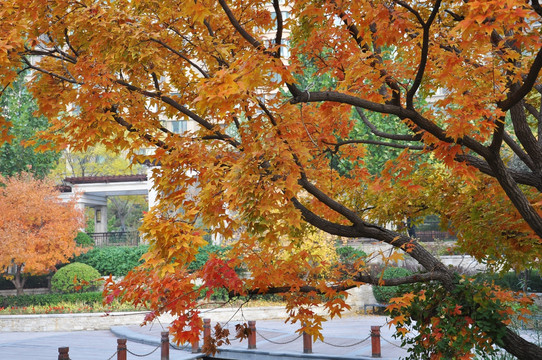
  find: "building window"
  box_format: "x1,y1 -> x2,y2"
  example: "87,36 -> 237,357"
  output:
171,120 -> 188,134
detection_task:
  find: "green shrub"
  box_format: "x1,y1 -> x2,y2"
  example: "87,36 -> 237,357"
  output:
0,291 -> 103,308
75,232 -> 94,247
336,245 -> 366,264
373,267 -> 413,304
475,271 -> 542,292
73,245 -> 149,277
188,244 -> 231,271
51,263 -> 101,293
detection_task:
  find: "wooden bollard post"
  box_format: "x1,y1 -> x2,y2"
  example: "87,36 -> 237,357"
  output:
203,318 -> 211,349
191,337 -> 199,353
248,320 -> 256,349
117,339 -> 127,360
58,347 -> 70,360
303,331 -> 312,354
371,326 -> 381,358
161,331 -> 170,360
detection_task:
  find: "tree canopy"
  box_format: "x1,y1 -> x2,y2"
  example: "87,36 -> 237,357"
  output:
2,0 -> 542,358
0,172 -> 84,295
0,73 -> 60,178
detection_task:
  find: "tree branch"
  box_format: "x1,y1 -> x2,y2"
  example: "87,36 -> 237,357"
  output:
498,47 -> 542,111
21,56 -> 82,85
406,0 -> 442,109
149,38 -> 210,79
237,271 -> 446,297
291,90 -> 489,157
272,0 -> 283,59
114,79 -> 240,148
457,154 -> 542,190
326,139 -> 425,150
503,132 -> 536,171
355,107 -> 420,141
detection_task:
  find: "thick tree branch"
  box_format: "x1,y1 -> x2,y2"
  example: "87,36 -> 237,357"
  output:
237,271 -> 447,297
509,100 -> 542,170
457,154 -> 542,190
503,132 -> 536,171
296,177 -> 367,229
272,0 -> 283,58
291,198 -> 454,280
109,108 -> 169,150
405,0 -> 442,109
485,154 -> 542,239
21,56 -> 81,85
290,90 -> 489,157
217,0 -> 262,50
498,48 -> 542,111
326,139 -> 424,150
114,79 -> 240,147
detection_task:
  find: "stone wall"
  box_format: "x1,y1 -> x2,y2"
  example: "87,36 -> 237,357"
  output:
0,288 -> 49,296
0,306 -> 338,332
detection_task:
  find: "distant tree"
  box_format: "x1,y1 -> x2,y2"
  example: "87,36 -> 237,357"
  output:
53,144 -> 143,179
0,74 -> 60,178
0,173 -> 84,295
52,144 -> 147,233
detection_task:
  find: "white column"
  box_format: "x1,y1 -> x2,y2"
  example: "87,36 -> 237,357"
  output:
146,167 -> 158,210
94,205 -> 108,233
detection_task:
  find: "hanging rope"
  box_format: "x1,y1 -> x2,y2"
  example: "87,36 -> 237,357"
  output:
125,344 -> 161,357
105,351 -> 118,360
381,335 -> 406,349
256,330 -> 303,344
319,334 -> 372,348
169,342 -> 192,350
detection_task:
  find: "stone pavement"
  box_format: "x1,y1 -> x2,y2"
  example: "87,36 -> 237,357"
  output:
0,330 -> 200,360
114,315 -> 410,360
0,314 -> 409,359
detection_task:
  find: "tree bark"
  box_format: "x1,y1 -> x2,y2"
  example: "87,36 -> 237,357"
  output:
501,328 -> 542,359
11,265 -> 26,296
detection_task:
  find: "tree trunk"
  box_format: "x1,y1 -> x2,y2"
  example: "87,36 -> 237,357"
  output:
10,265 -> 26,296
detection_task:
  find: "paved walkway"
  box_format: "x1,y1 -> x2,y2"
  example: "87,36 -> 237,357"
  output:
0,315 -> 409,359
115,315 -> 410,360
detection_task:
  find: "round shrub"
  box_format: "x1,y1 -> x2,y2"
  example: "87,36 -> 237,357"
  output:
373,267 -> 413,304
75,232 -> 94,247
336,245 -> 366,264
51,263 -> 101,293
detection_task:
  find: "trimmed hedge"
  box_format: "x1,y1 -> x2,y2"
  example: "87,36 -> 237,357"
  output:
73,245 -> 149,277
75,232 -> 94,247
188,244 -> 231,271
0,291 -> 102,308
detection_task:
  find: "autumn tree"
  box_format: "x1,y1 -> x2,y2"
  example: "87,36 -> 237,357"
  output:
2,0 -> 542,358
0,173 -> 84,295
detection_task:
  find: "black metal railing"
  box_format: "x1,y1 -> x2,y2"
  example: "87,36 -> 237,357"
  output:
88,231 -> 140,247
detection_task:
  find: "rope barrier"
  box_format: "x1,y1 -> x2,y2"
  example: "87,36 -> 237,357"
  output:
126,344 -> 161,357
256,330 -> 303,344
169,342 -> 192,350
380,335 -> 406,349
105,351 -> 118,360
319,334 -> 372,348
